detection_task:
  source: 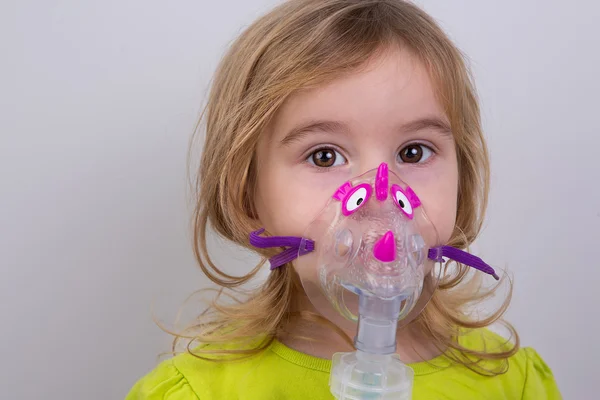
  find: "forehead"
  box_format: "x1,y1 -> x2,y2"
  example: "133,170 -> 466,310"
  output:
270,48 -> 447,137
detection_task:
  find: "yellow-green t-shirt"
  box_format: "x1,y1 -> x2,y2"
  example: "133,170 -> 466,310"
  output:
126,329 -> 561,399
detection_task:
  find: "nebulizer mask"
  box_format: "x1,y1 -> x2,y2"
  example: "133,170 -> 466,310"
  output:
250,163 -> 498,400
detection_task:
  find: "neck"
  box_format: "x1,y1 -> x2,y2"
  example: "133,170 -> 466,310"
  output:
277,291 -> 445,363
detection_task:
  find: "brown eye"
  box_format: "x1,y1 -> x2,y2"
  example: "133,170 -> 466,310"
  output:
308,148 -> 346,168
398,144 -> 432,164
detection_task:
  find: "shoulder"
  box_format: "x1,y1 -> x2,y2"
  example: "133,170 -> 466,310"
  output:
459,329 -> 562,399
126,358 -> 199,400
126,339 -> 274,400
517,347 -> 562,399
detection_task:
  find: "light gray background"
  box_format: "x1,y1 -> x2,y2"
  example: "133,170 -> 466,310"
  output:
1,1 -> 598,399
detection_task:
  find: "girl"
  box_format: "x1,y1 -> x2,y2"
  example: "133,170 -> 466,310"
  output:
127,0 -> 561,398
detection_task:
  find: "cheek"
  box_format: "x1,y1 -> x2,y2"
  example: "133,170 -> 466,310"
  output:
254,134 -> 343,238
255,171 -> 331,238
428,196 -> 457,245
431,179 -> 458,244
414,166 -> 459,245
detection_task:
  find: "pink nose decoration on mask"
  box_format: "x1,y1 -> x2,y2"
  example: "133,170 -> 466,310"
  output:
373,230 -> 396,262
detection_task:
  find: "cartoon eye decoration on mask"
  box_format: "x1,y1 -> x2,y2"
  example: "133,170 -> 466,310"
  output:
333,182 -> 372,216
390,184 -> 421,219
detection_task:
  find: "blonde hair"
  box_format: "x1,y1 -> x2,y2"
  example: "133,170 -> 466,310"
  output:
177,0 -> 518,375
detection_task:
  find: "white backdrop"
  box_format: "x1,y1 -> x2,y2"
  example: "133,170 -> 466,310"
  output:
1,1 -> 598,399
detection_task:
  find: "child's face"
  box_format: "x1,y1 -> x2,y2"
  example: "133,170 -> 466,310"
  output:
255,48 -> 458,249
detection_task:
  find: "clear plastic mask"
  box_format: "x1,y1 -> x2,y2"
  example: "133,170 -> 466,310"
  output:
295,163 -> 442,336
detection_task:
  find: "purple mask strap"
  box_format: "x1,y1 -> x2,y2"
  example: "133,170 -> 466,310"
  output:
428,246 -> 500,280
249,228 -> 315,270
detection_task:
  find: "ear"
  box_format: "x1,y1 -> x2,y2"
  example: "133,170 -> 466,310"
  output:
244,191 -> 260,221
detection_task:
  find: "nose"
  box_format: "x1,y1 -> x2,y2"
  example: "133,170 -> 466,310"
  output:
373,230 -> 396,262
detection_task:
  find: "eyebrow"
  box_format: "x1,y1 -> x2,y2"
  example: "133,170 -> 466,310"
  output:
278,116 -> 452,147
400,117 -> 452,136
279,120 -> 351,147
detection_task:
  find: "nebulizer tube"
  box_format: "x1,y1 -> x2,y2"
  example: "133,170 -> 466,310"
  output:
329,294 -> 414,400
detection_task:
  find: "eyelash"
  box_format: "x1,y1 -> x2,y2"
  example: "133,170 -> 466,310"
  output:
396,142 -> 436,165
303,144 -> 346,171
304,142 -> 437,170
